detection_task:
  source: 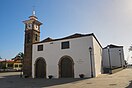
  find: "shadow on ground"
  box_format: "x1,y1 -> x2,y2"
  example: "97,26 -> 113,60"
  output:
126,80 -> 132,88
0,73 -> 87,88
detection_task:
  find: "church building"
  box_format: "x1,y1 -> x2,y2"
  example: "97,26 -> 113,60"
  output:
23,11 -> 102,78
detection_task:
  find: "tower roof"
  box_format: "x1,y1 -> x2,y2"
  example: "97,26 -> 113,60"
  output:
29,9 -> 38,20
23,19 -> 42,25
23,10 -> 42,25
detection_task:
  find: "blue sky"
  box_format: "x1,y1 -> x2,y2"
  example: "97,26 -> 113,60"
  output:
0,0 -> 132,62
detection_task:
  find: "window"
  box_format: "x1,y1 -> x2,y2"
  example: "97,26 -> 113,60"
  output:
19,64 -> 22,68
8,64 -> 13,68
61,41 -> 70,49
15,65 -> 18,67
35,34 -> 38,41
27,33 -> 30,43
38,45 -> 43,51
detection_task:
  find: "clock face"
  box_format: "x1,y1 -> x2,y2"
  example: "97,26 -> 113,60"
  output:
27,23 -> 32,29
34,24 -> 39,30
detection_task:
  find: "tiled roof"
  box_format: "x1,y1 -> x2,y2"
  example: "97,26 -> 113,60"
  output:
0,60 -> 14,63
104,44 -> 123,49
34,33 -> 102,48
41,37 -> 53,42
40,33 -> 93,42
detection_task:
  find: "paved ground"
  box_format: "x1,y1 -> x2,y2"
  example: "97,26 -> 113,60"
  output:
0,68 -> 132,88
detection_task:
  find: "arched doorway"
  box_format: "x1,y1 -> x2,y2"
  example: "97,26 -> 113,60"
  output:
35,57 -> 46,78
59,56 -> 74,78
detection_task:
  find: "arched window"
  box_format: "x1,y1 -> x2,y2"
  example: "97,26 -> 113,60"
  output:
27,33 -> 30,43
35,34 -> 38,41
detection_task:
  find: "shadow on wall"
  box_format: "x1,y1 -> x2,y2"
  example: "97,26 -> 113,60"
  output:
126,81 -> 132,88
0,72 -> 87,88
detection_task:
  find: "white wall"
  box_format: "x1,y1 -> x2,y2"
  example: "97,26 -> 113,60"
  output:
32,36 -> 97,78
102,47 -> 125,68
102,49 -> 109,68
92,37 -> 102,77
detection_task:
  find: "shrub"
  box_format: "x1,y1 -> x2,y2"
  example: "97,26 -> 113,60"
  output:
79,74 -> 84,78
48,75 -> 53,79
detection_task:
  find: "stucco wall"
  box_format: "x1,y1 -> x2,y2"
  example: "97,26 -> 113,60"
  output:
32,36 -> 97,78
102,47 -> 125,68
92,37 -> 102,77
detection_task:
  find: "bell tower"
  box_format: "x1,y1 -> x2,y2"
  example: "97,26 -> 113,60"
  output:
23,10 -> 42,77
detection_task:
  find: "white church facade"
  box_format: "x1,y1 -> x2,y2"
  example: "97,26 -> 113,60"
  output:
32,33 -> 102,78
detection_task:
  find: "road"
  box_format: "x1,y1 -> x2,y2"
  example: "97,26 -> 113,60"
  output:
0,67 -> 132,88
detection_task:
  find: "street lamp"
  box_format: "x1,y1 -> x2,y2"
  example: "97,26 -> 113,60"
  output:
89,47 -> 93,78
4,59 -> 7,72
119,50 -> 122,68
107,47 -> 112,74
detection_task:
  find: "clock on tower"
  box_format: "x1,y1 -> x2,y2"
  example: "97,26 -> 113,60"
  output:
23,10 -> 42,77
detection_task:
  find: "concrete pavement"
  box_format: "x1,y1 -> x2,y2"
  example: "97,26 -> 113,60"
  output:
48,68 -> 132,88
0,68 -> 132,88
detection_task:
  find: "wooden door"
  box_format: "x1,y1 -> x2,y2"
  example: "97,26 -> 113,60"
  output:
60,57 -> 74,78
35,58 -> 46,78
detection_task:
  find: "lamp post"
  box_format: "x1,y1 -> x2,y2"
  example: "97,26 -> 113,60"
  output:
119,50 -> 122,68
107,47 -> 112,74
89,47 -> 93,78
4,59 -> 7,72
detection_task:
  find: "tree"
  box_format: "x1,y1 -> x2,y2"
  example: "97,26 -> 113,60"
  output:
12,52 -> 24,60
0,56 -> 2,59
16,52 -> 24,59
129,45 -> 132,51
